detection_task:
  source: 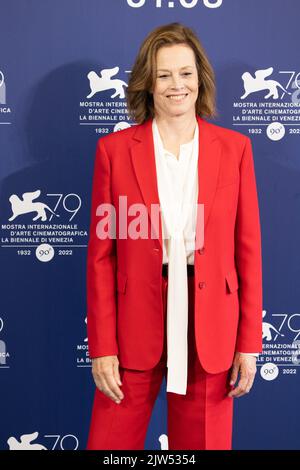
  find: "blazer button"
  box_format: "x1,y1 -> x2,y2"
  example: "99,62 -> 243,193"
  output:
198,247 -> 205,255
198,281 -> 206,289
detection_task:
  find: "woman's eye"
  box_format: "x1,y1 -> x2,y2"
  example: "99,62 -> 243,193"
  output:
158,73 -> 192,78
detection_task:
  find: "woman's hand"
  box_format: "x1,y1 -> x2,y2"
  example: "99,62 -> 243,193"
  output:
228,352 -> 257,398
91,355 -> 124,404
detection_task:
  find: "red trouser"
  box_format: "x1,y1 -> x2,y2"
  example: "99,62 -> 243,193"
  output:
86,274 -> 234,450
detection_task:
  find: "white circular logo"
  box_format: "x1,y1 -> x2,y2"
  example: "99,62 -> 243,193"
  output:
0,317 -> 3,333
35,243 -> 54,262
260,362 -> 279,381
114,122 -> 131,132
266,122 -> 285,141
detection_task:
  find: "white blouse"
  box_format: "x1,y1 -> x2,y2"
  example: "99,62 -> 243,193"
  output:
152,118 -> 259,395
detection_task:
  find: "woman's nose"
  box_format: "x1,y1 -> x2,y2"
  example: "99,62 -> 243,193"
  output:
170,74 -> 184,89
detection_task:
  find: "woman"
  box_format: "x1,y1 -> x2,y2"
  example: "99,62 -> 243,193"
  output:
86,22 -> 262,450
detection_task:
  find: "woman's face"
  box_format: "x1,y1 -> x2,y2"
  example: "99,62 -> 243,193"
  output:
152,44 -> 199,119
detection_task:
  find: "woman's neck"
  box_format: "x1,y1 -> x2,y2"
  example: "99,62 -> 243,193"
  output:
154,113 -> 197,146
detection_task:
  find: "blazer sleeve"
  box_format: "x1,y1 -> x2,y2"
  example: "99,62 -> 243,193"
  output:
234,136 -> 263,353
86,137 -> 118,359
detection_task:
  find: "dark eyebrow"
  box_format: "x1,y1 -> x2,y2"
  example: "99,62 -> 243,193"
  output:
157,66 -> 193,72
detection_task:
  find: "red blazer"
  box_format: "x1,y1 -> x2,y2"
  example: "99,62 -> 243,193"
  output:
86,114 -> 263,374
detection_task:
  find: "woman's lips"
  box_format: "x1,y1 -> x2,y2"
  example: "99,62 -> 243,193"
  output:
167,93 -> 188,101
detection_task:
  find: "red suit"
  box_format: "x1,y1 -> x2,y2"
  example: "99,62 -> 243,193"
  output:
86,115 -> 263,449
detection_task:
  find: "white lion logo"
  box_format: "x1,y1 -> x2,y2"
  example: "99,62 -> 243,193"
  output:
262,310 -> 284,341
8,190 -> 59,221
241,67 -> 291,99
7,431 -> 47,450
87,66 -> 127,99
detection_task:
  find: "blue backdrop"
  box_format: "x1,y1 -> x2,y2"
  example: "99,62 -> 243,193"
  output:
1,0 -> 300,451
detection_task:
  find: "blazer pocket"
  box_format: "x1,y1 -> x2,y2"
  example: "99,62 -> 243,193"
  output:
117,270 -> 127,294
216,176 -> 239,189
225,268 -> 239,293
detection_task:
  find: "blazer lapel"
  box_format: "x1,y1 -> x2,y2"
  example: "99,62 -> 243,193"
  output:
130,115 -> 221,253
197,115 -> 221,247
